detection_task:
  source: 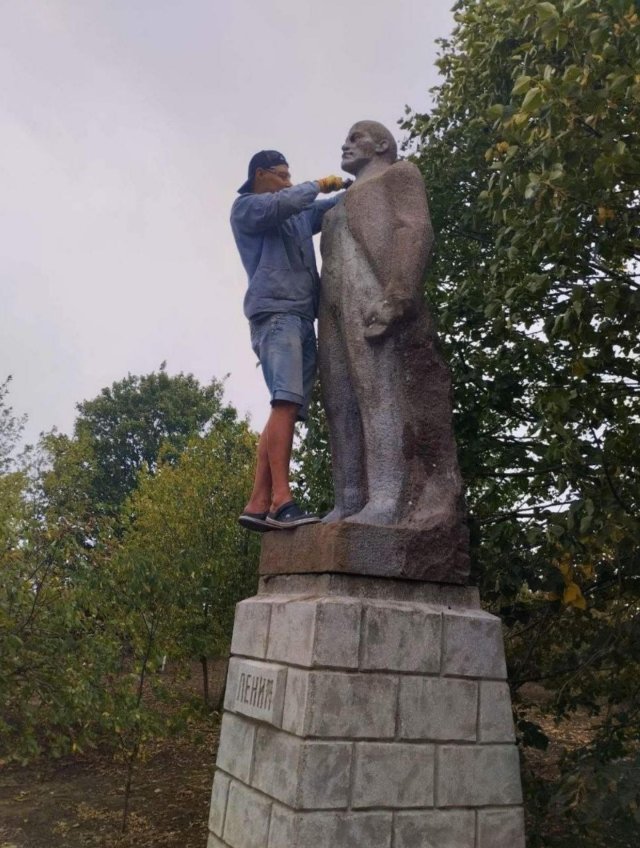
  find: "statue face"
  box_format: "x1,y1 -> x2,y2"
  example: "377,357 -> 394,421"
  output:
341,125 -> 380,175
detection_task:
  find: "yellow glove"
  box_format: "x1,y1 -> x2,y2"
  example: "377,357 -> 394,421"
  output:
317,175 -> 345,193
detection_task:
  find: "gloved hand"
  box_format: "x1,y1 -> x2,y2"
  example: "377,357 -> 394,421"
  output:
316,175 -> 346,193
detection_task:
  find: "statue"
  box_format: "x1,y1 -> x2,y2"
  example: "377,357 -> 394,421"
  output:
318,121 -> 467,553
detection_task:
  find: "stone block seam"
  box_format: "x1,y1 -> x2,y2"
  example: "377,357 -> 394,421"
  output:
208,773 -> 525,848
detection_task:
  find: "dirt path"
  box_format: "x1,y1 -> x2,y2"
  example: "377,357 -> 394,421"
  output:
0,662 -> 225,848
0,722 -> 220,848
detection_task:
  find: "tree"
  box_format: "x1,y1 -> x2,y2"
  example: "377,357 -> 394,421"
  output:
71,364 -> 234,513
110,420 -> 259,830
117,419 -> 259,700
292,384 -> 334,516
400,1 -> 640,842
0,376 -> 27,474
0,368 -> 255,771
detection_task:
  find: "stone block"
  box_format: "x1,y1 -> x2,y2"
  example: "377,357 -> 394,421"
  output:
259,573 -> 480,608
442,609 -> 507,678
216,714 -> 256,783
398,677 -> 477,741
394,810 -> 475,848
259,520 -> 469,584
352,742 -> 434,808
231,596 -> 279,659
313,598 -> 361,668
360,601 -> 441,673
281,667 -> 310,736
305,671 -> 397,738
252,726 -> 351,809
207,833 -> 228,848
438,744 -> 523,807
267,599 -> 317,666
208,770 -> 231,837
266,598 -> 361,668
267,809 -> 392,848
479,681 -> 515,742
268,804 -> 296,847
251,726 -> 300,806
297,740 -> 352,808
478,807 -> 526,848
223,782 -> 271,848
224,658 -> 287,727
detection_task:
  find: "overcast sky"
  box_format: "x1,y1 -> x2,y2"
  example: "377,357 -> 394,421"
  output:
1,0 -> 454,445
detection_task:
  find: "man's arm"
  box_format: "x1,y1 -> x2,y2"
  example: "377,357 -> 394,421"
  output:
232,182 -> 321,233
309,194 -> 343,235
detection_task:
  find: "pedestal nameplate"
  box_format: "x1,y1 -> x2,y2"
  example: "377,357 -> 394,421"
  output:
225,658 -> 287,727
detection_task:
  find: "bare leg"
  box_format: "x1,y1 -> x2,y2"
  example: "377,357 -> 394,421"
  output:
244,401 -> 299,514
244,426 -> 271,514
267,401 -> 299,512
318,308 -> 366,522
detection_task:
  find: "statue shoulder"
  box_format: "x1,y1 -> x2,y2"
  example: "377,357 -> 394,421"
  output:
384,160 -> 425,189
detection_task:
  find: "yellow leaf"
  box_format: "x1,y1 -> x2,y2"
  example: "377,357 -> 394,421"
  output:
571,359 -> 588,377
555,554 -> 572,580
597,206 -> 615,224
578,562 -> 595,580
563,582 -> 587,610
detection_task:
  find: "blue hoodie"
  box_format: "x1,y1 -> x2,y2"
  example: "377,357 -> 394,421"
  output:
230,182 -> 341,321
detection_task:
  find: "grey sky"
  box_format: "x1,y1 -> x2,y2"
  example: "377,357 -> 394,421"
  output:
1,1 -> 454,444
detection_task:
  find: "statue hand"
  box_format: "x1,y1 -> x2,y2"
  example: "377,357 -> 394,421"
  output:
363,295 -> 416,341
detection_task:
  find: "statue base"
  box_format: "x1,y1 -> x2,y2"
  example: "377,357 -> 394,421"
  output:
206,574 -> 525,848
259,520 -> 470,584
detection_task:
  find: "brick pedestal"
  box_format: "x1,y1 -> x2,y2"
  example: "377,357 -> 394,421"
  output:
206,575 -> 525,848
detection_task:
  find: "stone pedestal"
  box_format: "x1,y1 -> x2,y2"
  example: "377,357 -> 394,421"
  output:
206,575 -> 525,848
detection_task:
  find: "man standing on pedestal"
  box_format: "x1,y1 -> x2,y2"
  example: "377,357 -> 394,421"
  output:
231,150 -> 346,532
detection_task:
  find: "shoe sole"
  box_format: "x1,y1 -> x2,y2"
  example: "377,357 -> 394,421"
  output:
265,515 -> 321,529
238,516 -> 272,533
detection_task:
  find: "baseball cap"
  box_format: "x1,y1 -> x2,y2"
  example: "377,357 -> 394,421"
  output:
238,150 -> 289,194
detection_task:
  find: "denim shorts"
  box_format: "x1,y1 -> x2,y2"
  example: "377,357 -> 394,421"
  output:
249,313 -> 317,421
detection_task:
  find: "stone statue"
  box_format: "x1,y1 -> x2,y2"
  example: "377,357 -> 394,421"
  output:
318,121 -> 467,555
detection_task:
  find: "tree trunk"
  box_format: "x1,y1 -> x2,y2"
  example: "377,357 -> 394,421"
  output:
201,655 -> 210,709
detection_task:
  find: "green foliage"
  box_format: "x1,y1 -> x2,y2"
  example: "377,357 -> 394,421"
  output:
399,0 -> 640,842
292,383 -> 334,515
117,420 -> 259,667
71,363 -> 232,513
0,376 -> 26,474
0,371 -> 257,767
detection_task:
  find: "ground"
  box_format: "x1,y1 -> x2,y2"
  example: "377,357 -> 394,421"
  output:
0,661 -> 227,848
0,727 -> 218,848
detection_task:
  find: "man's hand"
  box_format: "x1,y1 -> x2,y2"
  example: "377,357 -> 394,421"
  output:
317,175 -> 346,193
363,295 -> 417,342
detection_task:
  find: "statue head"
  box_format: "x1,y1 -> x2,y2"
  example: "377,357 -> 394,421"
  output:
341,121 -> 398,176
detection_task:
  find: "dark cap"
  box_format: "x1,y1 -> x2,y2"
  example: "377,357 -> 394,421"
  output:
238,150 -> 289,194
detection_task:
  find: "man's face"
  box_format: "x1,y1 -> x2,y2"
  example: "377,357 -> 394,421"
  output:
341,125 -> 378,175
253,165 -> 292,194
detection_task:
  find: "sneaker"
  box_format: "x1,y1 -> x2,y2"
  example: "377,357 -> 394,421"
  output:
238,511 -> 271,533
265,501 -> 320,529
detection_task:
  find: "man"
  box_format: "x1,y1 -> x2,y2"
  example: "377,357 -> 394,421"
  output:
319,121 -> 467,556
231,150 -> 346,531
